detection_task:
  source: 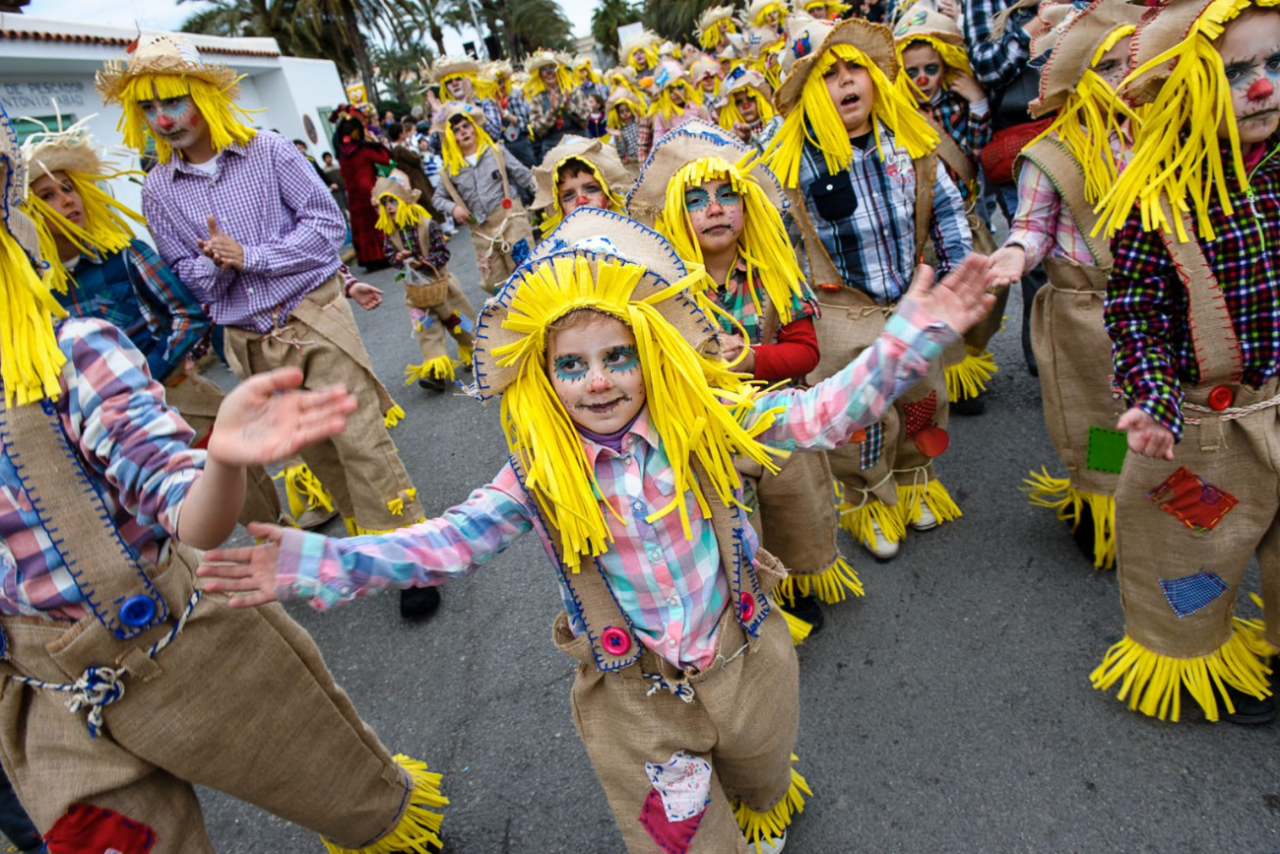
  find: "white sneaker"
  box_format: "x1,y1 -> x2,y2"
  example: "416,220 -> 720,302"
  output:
866,518 -> 899,560
910,503 -> 939,532
755,831 -> 786,854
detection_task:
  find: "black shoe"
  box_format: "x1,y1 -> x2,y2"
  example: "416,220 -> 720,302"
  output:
1223,685 -> 1276,725
1069,500 -> 1098,564
949,394 -> 986,416
399,586 -> 442,621
778,594 -> 825,636
362,258 -> 391,273
418,377 -> 447,392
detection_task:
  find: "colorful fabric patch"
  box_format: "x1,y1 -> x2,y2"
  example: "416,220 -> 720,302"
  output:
640,788 -> 704,854
45,803 -> 157,854
511,237 -> 531,266
1147,467 -> 1239,534
1159,571 -> 1229,617
901,391 -> 938,437
1085,426 -> 1129,474
645,750 -> 712,822
859,421 -> 885,470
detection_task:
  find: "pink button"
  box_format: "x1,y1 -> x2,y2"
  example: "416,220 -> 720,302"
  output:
739,592 -> 756,622
601,626 -> 631,656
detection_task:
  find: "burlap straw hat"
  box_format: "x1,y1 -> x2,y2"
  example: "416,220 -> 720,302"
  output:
485,59 -> 514,77
0,109 -> 39,259
20,118 -> 110,182
524,49 -> 561,75
1030,0 -> 1144,117
1121,0 -> 1223,105
97,34 -> 239,105
621,29 -> 662,60
370,174 -> 420,207
775,15 -> 898,113
892,3 -> 965,45
625,119 -> 786,226
467,207 -> 712,399
606,85 -> 646,116
606,65 -> 639,83
690,55 -> 721,84
721,68 -> 774,103
431,54 -> 482,82
699,4 -> 738,35
748,0 -> 788,26
531,136 -> 634,213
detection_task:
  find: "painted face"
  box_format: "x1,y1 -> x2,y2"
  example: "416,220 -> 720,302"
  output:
558,169 -> 608,215
1216,8 -> 1280,144
901,43 -> 944,101
764,9 -> 780,27
670,86 -> 687,106
808,4 -> 833,21
450,116 -> 477,151
446,76 -> 469,99
30,171 -> 85,241
700,75 -> 717,93
734,90 -> 760,123
137,91 -> 207,152
685,178 -> 744,257
382,197 -> 400,218
618,103 -> 634,122
823,57 -> 875,135
540,64 -> 558,83
633,49 -> 650,70
547,313 -> 646,433
1092,35 -> 1132,91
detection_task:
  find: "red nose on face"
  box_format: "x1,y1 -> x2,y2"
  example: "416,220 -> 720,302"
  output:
1248,77 -> 1275,101
916,76 -> 929,87
156,114 -> 175,130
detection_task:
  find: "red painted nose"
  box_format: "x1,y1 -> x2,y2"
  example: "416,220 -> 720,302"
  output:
156,114 -> 175,130
916,76 -> 929,87
1248,77 -> 1275,101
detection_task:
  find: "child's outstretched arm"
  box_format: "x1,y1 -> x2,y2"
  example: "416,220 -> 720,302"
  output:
748,256 -> 995,451
199,466 -> 534,610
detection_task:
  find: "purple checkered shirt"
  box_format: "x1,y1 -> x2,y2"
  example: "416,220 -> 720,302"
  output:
142,131 -> 346,333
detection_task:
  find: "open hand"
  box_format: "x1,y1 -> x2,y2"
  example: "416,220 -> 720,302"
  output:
208,367 -> 357,467
1117,407 -> 1175,460
950,73 -> 986,104
348,281 -> 383,310
197,523 -> 287,608
903,255 -> 996,336
198,216 -> 246,270
987,245 -> 1026,288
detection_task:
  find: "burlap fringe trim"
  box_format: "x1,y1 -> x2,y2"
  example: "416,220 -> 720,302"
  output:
322,754 -> 448,853
732,753 -> 813,852
404,355 -> 459,384
773,601 -> 814,647
276,463 -> 335,518
944,347 -> 997,402
384,403 -> 408,429
837,495 -> 906,550
896,478 -> 962,529
774,556 -> 865,605
1022,468 -> 1117,570
1090,619 -> 1274,722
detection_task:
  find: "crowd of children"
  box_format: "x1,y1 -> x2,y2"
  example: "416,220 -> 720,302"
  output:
4,0 -> 1280,849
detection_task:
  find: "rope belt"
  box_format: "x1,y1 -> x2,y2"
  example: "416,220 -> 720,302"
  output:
1184,394 -> 1280,425
644,671 -> 696,703
9,591 -> 202,739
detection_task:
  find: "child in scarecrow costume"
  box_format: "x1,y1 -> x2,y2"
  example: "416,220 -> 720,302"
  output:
19,119 -> 294,532
762,15 -> 974,560
1085,0 -> 1280,724
574,54 -> 611,102
373,175 -> 478,392
628,120 -> 862,632
608,64 -> 650,106
749,0 -> 788,34
690,55 -> 724,106
532,135 -> 634,237
718,69 -> 780,150
984,0 -> 1141,569
802,0 -> 852,22
607,86 -> 648,177
525,50 -> 592,158
893,3 -> 1004,414
0,103 -> 447,853
97,35 -> 425,544
699,5 -> 741,54
623,29 -> 663,80
430,102 -> 536,296
430,53 -> 504,140
638,62 -> 711,162
198,206 -> 996,853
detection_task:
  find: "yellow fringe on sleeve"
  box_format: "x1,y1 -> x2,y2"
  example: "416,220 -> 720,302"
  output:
321,754 -> 447,854
775,555 -> 865,605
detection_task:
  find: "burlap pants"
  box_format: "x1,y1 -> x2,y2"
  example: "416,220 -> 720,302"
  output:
224,278 -> 422,533
471,202 -> 534,296
557,600 -> 800,854
160,366 -> 285,528
1114,381 -> 1280,659
407,272 -> 478,368
0,555 -> 414,850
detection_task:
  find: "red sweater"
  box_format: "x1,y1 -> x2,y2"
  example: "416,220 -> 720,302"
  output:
752,317 -> 820,382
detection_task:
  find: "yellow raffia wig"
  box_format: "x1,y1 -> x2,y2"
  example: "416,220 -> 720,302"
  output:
718,88 -> 776,130
493,255 -> 787,571
1028,25 -> 1140,205
656,156 -> 805,326
441,114 -> 498,176
762,43 -> 939,188
629,45 -> 660,74
893,36 -> 975,102
701,19 -> 739,50
374,192 -> 431,236
115,74 -> 256,164
442,72 -> 499,102
525,64 -> 576,98
753,2 -> 786,27
607,95 -> 645,129
1096,0 -> 1280,241
648,80 -> 700,121
539,159 -> 626,235
0,228 -> 68,406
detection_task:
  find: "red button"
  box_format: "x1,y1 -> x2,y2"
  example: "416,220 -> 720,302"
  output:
1208,385 -> 1234,411
914,425 -> 950,458
739,592 -> 756,622
501,197 -> 513,210
601,626 -> 631,656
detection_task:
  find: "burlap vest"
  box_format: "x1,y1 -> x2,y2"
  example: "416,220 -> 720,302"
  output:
509,454 -> 775,673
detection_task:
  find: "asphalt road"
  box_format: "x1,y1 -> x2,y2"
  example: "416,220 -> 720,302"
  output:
197,228 -> 1280,853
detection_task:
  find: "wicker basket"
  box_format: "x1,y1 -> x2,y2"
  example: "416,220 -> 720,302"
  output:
403,263 -> 449,309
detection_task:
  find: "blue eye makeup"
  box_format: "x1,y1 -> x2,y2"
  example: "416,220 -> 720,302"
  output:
684,188 -> 710,211
714,185 -> 741,207
553,356 -> 587,382
606,347 -> 639,373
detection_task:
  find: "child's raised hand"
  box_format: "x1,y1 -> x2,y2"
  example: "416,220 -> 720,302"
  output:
1117,407 -> 1176,460
950,73 -> 986,104
208,368 -> 357,468
904,255 -> 996,335
197,523 -> 287,608
348,281 -> 384,310
987,245 -> 1026,288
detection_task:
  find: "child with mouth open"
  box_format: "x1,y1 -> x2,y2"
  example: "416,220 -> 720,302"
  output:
199,207 -> 995,853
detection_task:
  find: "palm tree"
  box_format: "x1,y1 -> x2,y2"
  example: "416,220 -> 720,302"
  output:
503,0 -> 575,56
643,0 -> 725,44
592,0 -> 643,65
385,0 -> 452,55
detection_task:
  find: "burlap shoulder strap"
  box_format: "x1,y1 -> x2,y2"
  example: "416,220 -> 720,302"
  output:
1018,137 -> 1112,269
510,455 -> 768,672
0,391 -> 169,640
914,152 -> 938,263
1153,195 -> 1244,386
439,146 -> 513,213
924,116 -> 978,191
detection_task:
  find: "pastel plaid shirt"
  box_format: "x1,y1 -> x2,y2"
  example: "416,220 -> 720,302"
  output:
1105,137 -> 1280,439
796,123 -> 972,303
0,320 -> 204,619
143,131 -> 347,334
274,300 -> 956,671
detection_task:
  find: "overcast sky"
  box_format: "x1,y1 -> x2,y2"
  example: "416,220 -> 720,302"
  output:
25,0 -> 599,58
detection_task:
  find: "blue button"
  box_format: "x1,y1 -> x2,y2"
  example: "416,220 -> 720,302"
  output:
119,595 -> 157,628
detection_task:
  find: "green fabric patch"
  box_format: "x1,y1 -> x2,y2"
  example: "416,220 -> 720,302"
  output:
1086,426 -> 1129,474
